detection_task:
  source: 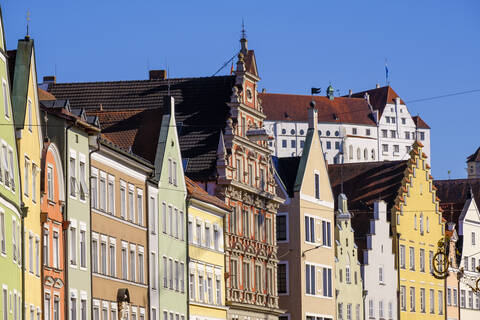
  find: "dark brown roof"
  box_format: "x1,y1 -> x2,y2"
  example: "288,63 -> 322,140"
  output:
273,156 -> 301,198
38,88 -> 56,101
186,176 -> 230,211
259,93 -> 376,126
467,147 -> 480,162
412,115 -> 431,129
348,86 -> 405,117
244,50 -> 258,77
434,179 -> 480,224
47,76 -> 236,180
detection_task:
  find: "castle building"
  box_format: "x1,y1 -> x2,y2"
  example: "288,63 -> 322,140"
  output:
260,86 -> 431,165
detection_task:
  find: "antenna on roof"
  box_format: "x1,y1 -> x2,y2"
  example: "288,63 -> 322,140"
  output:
26,9 -> 31,38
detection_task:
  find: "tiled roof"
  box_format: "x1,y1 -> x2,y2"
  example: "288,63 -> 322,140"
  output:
259,93 -> 376,126
38,88 -> 56,101
348,86 -> 405,117
47,76 -> 236,180
273,156 -> 301,198
434,178 -> 480,223
412,115 -> 430,129
186,176 -> 230,211
467,147 -> 480,162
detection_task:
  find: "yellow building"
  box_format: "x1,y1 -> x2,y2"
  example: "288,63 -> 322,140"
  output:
186,177 -> 230,320
392,141 -> 445,320
10,37 -> 43,318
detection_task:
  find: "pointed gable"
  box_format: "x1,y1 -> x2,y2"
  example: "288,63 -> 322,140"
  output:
244,50 -> 259,78
349,85 -> 405,117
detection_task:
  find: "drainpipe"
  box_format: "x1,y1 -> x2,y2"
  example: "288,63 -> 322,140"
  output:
63,121 -> 75,320
396,232 -> 401,320
88,135 -> 101,320
185,195 -> 190,320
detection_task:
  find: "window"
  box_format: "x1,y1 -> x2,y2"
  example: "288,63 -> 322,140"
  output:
174,261 -> 179,291
300,140 -> 305,148
305,264 -> 315,294
400,245 -> 405,269
453,288 -> 458,306
90,173 -> 97,208
277,214 -> 287,241
35,237 -> 40,275
169,259 -> 173,289
366,128 -> 371,136
216,276 -> 221,305
214,226 -> 219,250
420,249 -> 425,272
137,191 -> 143,225
345,266 -> 351,284
472,258 -> 476,271
394,145 -> 399,153
44,294 -> 51,320
169,206 -> 173,236
196,220 -> 202,245
78,230 -> 86,268
430,289 -> 435,313
207,274 -> 213,302
81,299 -> 86,320
419,132 -> 425,141
172,161 -> 177,186
460,289 -> 465,307
138,250 -> 144,283
447,288 -> 452,306
130,247 -> 136,281
420,288 -> 425,313
378,301 -> 384,318
128,187 -> 134,222
2,289 -> 7,320
71,296 -> 77,320
120,183 -> 126,219
386,116 -> 390,123
70,227 -> 77,265
368,300 -> 374,318
321,220 -> 331,246
199,274 -> 205,301
382,130 -> 387,138
347,304 -> 352,320
291,140 -> 296,148
180,262 -> 184,292
277,263 -> 287,294
109,243 -> 116,276
24,158 -> 29,196
92,237 -> 99,273
43,228 -> 49,266
3,83 -> 9,118
305,216 -> 315,243
189,271 -> 195,300
405,132 -> 410,139
70,157 -> 76,196
390,130 -> 396,138
438,291 -> 443,314
53,232 -> 59,268
338,303 -> 343,320
382,144 -> 388,152
79,161 -> 87,201
326,141 -> 331,149
99,176 -> 106,211
267,267 -> 273,294
314,173 -> 320,199
379,265 -> 384,283
101,241 -> 107,275
28,234 -> 33,272
429,251 -> 434,273
53,296 -> 59,320
472,232 -> 476,245
243,262 -> 250,290
107,178 -> 114,214
335,141 -> 340,150
410,287 -> 415,311
121,246 -> 127,280
150,252 -> 157,290
230,259 -> 238,289
468,291 -> 473,308
409,247 -> 415,270
323,267 -> 332,297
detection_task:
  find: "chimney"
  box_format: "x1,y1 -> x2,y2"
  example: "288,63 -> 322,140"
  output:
348,89 -> 352,97
149,70 -> 167,80
308,100 -> 318,130
43,76 -> 56,84
376,83 -> 380,88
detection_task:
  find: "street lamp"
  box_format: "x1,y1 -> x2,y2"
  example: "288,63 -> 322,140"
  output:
302,244 -> 324,257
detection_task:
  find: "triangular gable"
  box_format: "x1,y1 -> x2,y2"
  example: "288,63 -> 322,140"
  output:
11,38 -> 34,130
244,50 -> 259,78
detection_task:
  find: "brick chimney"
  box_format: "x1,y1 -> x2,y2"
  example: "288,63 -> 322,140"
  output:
149,70 -> 167,80
43,76 -> 56,84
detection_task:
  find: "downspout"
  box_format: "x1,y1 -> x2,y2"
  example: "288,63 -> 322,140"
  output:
185,195 -> 191,320
396,232 -> 401,320
88,135 -> 101,320
63,121 -> 75,320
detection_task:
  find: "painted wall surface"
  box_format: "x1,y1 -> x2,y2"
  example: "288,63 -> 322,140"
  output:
0,15 -> 23,320
14,47 -> 43,318
90,151 -> 149,320
362,201 -> 397,320
147,183 -> 159,320
188,200 -> 227,320
392,142 -> 444,320
457,199 -> 480,319
445,230 -> 459,320
277,118 -> 336,320
335,195 -> 364,320
156,108 -> 187,319
41,143 -> 65,320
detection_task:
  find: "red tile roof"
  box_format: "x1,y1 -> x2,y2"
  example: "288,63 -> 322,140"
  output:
467,147 -> 480,162
259,93 -> 376,126
186,177 -> 230,211
38,88 -> 56,101
412,115 -> 430,129
348,86 -> 405,117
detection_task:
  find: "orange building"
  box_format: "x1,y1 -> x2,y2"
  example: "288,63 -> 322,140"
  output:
40,142 -> 66,320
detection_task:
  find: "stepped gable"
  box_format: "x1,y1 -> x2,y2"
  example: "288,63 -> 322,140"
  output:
348,85 -> 405,117
186,177 -> 231,211
412,115 -> 430,129
272,156 -> 301,198
259,92 -> 376,125
467,147 -> 480,162
47,75 -> 236,180
434,178 -> 480,223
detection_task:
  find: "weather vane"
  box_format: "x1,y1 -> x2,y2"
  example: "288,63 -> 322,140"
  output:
241,19 -> 246,39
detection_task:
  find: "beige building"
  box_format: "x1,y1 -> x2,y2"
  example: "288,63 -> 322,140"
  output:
89,137 -> 154,320
274,105 -> 335,320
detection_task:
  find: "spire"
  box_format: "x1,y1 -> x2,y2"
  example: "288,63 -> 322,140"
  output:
240,19 -> 248,55
26,9 -> 31,39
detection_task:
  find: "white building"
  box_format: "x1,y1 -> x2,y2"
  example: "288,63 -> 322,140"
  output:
260,85 -> 431,164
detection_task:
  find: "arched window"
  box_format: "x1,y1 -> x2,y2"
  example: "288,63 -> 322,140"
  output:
364,148 -> 368,160
414,214 -> 417,230
349,145 -> 353,160
356,148 -> 361,160
426,217 -> 429,233
420,213 -> 424,234
371,149 -> 376,160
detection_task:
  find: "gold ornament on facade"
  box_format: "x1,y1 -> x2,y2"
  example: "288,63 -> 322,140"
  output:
431,237 -> 449,279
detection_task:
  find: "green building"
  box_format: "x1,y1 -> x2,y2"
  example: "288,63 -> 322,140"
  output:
39,96 -> 99,320
0,8 -> 24,320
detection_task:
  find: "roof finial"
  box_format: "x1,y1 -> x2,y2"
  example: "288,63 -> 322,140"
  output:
26,9 -> 31,39
240,19 -> 248,55
241,19 -> 246,39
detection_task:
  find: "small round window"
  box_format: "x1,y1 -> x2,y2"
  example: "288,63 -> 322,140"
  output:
290,129 -> 296,135
326,130 -> 331,136
300,129 -> 305,135
335,131 -> 339,136
281,129 -> 286,134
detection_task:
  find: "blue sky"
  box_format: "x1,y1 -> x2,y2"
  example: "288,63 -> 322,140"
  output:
3,0 -> 480,179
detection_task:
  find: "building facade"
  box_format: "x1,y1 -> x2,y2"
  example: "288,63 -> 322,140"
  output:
40,142 -> 66,320
260,86 -> 431,165
186,177 -> 230,320
10,35 -> 43,320
90,138 -> 152,320
334,194 -> 364,320
0,9 -> 23,320
467,147 -> 480,179
274,106 -> 336,320
445,225 -> 460,320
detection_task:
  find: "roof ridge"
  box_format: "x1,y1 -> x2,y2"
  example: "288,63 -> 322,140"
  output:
260,92 -> 366,100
